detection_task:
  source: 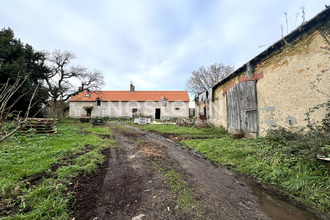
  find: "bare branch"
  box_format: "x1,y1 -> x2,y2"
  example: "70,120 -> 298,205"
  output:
0,76 -> 28,120
79,70 -> 105,90
0,76 -> 41,143
24,84 -> 39,118
185,63 -> 234,94
43,49 -> 105,118
0,124 -> 21,143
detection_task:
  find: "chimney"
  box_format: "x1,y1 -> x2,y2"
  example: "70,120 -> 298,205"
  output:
130,81 -> 135,93
78,84 -> 84,92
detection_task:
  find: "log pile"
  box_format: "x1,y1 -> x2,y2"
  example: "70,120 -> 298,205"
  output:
21,118 -> 57,134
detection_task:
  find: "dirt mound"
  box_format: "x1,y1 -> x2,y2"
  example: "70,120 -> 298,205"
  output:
137,142 -> 166,158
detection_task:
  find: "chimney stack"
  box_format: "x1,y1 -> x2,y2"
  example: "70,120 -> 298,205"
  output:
78,84 -> 84,92
130,81 -> 135,93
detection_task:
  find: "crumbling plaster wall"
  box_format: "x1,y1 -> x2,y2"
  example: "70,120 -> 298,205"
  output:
209,86 -> 227,128
256,29 -> 329,135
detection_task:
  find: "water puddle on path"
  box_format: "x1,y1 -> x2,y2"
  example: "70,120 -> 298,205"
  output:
248,183 -> 323,220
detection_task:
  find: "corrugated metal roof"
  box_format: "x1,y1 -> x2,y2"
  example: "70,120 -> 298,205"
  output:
69,90 -> 190,102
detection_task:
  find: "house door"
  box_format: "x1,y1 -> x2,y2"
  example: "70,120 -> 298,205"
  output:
86,108 -> 92,117
132,108 -> 138,117
226,81 -> 258,137
155,108 -> 161,119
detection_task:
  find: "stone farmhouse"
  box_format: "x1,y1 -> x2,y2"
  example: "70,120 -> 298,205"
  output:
196,7 -> 329,137
69,83 -> 190,119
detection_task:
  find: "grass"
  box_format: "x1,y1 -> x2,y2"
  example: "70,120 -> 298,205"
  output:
183,137 -> 330,213
115,124 -> 132,133
153,162 -> 203,218
137,123 -> 228,138
164,170 -> 197,213
0,118 -> 115,219
138,123 -> 330,215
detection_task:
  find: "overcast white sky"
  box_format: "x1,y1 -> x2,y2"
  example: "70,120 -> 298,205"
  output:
0,0 -> 328,94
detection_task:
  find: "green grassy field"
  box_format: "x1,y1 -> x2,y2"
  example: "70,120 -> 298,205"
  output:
1,120 -> 328,218
0,118 -> 115,219
137,123 -> 330,215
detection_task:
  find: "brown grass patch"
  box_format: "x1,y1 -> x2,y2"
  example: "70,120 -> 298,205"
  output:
137,142 -> 166,158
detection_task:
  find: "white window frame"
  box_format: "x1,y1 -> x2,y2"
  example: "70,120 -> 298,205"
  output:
75,108 -> 81,117
101,108 -> 108,117
115,107 -> 122,117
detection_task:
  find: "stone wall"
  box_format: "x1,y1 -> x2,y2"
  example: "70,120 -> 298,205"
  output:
209,22 -> 329,136
256,29 -> 329,135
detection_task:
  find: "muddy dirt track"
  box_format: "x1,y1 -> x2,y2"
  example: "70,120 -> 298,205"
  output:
71,124 -> 325,220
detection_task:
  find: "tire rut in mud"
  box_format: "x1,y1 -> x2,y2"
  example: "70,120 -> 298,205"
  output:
73,125 -> 193,220
95,147 -> 144,219
71,124 -> 325,220
72,124 -> 269,219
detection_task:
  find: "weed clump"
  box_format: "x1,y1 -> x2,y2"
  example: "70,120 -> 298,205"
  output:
265,127 -> 330,160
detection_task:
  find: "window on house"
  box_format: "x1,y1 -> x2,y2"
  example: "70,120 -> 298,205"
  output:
75,108 -> 81,117
101,109 -> 108,117
175,107 -> 180,110
115,107 -> 122,117
85,93 -> 90,97
96,98 -> 101,106
132,108 -> 138,117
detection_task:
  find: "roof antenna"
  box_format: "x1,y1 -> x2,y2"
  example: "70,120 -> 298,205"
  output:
301,6 -> 306,24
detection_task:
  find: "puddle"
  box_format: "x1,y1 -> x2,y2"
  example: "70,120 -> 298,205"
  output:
249,183 -> 323,220
208,161 -> 325,219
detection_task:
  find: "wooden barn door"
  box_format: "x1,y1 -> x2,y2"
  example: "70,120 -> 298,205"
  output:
226,81 -> 258,137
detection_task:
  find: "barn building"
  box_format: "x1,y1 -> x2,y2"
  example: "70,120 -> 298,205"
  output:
196,7 -> 330,137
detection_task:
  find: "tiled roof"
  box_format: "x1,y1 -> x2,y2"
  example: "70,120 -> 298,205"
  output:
69,90 -> 190,102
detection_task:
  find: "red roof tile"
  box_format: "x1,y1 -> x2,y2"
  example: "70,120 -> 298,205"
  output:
69,91 -> 190,102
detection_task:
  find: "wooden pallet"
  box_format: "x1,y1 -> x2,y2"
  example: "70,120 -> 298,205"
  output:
21,118 -> 58,134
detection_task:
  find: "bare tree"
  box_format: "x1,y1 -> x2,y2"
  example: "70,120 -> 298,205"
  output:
0,76 -> 39,143
44,49 -> 104,118
80,70 -> 104,91
185,63 -> 234,94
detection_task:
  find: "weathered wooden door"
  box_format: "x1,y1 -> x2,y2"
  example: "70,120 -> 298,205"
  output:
226,81 -> 258,137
